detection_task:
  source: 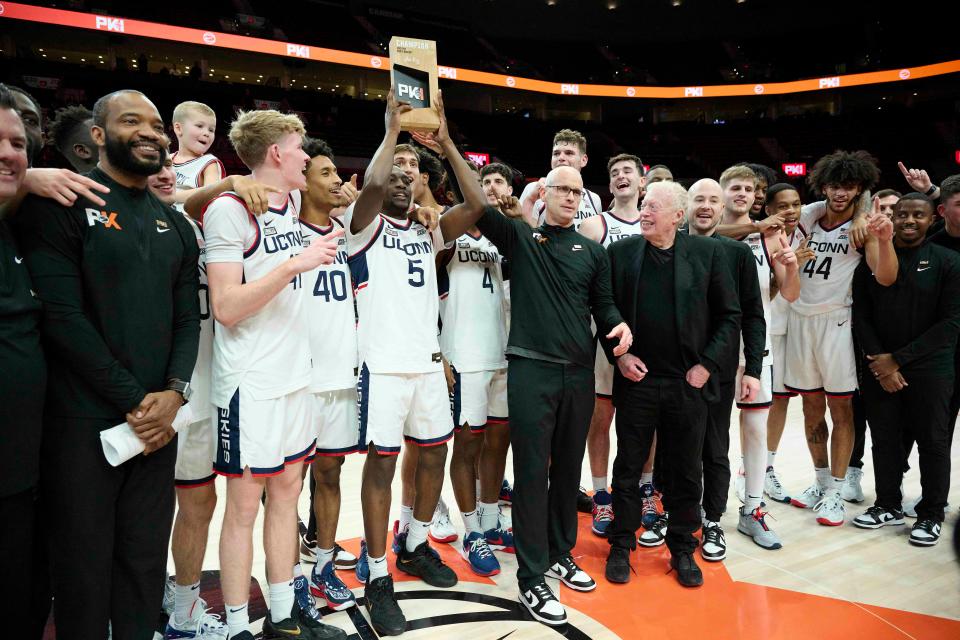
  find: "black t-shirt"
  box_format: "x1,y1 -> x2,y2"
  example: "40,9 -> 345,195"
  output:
632,244 -> 684,378
0,219 -> 46,496
927,228 -> 960,253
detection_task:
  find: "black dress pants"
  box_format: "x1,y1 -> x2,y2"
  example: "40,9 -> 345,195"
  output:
861,376 -> 952,522
508,357 -> 594,587
608,376 -> 708,555
43,417 -> 177,640
0,487 -> 37,623
700,379 -> 736,523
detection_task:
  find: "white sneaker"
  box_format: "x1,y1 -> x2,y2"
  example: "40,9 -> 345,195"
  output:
700,521 -> 726,561
519,580 -> 567,626
547,555 -> 596,591
428,498 -> 458,544
790,483 -> 823,509
763,467 -> 791,503
734,468 -> 746,504
853,505 -> 905,529
813,493 -> 845,526
737,506 -> 782,550
163,598 -> 228,639
840,467 -> 865,503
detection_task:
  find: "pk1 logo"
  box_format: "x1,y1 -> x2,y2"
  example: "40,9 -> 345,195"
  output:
398,83 -> 425,101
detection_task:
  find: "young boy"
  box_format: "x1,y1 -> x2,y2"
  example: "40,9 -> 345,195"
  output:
171,101 -> 224,208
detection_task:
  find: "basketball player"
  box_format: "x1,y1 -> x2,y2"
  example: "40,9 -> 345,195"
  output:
718,166 -> 800,551
295,137 -> 361,613
171,101 -> 224,207
745,163 -> 777,221
762,183 -> 814,504
577,153 -> 644,537
143,157 -> 228,639
204,109 -> 344,640
345,91 -> 485,636
47,105 -> 99,172
519,129 -> 603,230
785,150 -> 897,527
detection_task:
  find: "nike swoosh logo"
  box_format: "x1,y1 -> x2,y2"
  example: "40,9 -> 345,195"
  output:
14,256 -> 23,264
917,266 -> 931,272
157,227 -> 171,233
837,320 -> 848,326
228,607 -> 246,613
263,219 -> 274,226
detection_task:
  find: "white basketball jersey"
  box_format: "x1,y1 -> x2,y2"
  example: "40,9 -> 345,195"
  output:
173,152 -> 224,190
439,231 -> 507,372
792,203 -> 862,316
770,227 -> 807,336
597,210 -> 642,247
301,217 -> 358,393
740,232 -> 773,366
203,191 -> 310,405
344,205 -> 447,374
523,181 -> 602,231
184,215 -> 214,420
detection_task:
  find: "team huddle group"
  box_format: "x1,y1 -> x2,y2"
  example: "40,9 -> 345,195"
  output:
1,81 -> 957,640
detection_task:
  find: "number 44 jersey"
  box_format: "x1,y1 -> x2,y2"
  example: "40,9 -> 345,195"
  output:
343,204 -> 450,374
791,202 -> 864,317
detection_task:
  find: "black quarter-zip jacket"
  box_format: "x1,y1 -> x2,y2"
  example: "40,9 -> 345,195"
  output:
16,167 -> 200,421
476,206 -> 624,370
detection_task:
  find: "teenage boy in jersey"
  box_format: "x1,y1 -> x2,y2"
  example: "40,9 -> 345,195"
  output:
852,194 -> 960,547
345,91 -> 487,636
16,89 -> 200,639
204,109 -> 344,640
519,129 -> 603,230
785,150 -> 897,527
171,101 -> 224,208
577,153 -> 644,536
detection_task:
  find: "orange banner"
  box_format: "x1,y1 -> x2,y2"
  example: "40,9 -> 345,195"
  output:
2,1 -> 958,99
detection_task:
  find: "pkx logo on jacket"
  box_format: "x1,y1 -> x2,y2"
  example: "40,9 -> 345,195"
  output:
85,208 -> 122,230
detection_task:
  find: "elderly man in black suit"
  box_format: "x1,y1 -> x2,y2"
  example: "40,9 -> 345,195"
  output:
602,180 -> 741,587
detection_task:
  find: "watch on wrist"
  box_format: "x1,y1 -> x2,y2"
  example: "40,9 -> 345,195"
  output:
166,378 -> 192,404
925,184 -> 938,197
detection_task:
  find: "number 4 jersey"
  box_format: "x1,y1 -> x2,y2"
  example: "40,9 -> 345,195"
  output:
300,217 -> 358,392
791,202 -> 863,317
344,204 -> 449,374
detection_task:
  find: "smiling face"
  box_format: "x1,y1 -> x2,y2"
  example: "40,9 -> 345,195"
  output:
609,159 -> 641,201
274,132 -> 309,191
393,150 -> 423,198
94,91 -> 168,177
893,198 -> 934,247
383,166 -> 413,215
751,177 -> 768,215
823,182 -> 862,215
640,182 -> 684,245
481,171 -> 513,206
0,108 -> 28,201
550,142 -> 587,171
304,154 -> 348,209
686,179 -> 724,235
722,177 -> 756,218
766,188 -> 802,234
147,157 -> 176,204
174,111 -> 216,157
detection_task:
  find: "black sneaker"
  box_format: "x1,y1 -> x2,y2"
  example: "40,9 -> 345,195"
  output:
604,546 -> 632,584
396,541 -> 458,587
519,579 -> 567,626
700,522 -> 726,562
364,575 -> 406,636
230,633 -> 255,640
638,512 -> 667,547
577,487 -> 593,514
291,601 -> 347,640
263,612 -> 304,638
547,554 -> 596,591
669,551 -> 704,588
909,519 -> 942,546
853,505 -> 905,529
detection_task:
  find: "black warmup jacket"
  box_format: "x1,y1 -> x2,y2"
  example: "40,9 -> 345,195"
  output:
475,206 -> 624,370
853,242 -> 960,380
16,167 -> 200,422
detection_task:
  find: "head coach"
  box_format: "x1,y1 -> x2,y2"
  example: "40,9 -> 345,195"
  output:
444,164 -> 632,626
600,181 -> 741,588
15,89 -> 200,638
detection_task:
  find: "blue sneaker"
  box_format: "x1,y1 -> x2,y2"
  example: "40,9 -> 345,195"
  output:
461,531 -> 500,576
483,524 -> 515,553
310,560 -> 356,610
355,539 -> 369,583
640,483 -> 662,530
162,598 -> 228,639
499,479 -> 513,506
293,573 -> 323,623
591,489 -> 614,537
391,520 -> 406,555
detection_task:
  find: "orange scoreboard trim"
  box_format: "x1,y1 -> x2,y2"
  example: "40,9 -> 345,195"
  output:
2,1 -> 959,99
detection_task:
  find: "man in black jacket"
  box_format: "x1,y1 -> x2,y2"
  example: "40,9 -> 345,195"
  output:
17,90 -> 200,639
851,193 -> 960,547
602,181 -> 741,588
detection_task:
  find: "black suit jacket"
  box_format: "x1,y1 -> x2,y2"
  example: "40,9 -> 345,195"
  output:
603,231 -> 741,403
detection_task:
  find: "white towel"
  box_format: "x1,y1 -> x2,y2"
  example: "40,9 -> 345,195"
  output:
100,404 -> 194,467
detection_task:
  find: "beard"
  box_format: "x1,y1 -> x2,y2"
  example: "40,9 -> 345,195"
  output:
104,132 -> 166,176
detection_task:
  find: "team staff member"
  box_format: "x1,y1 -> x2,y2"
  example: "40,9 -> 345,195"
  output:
16,89 -> 200,639
852,194 -> 960,546
445,164 -> 632,626
603,181 -> 740,589
0,87 -> 45,629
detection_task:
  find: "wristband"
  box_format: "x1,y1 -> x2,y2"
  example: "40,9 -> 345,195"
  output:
925,185 -> 938,197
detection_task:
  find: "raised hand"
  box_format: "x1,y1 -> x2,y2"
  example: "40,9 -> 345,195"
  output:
340,174 -> 359,204
770,232 -> 798,268
756,212 -> 784,234
385,86 -> 413,134
898,161 -> 934,193
794,235 -> 815,266
865,195 -> 894,242
497,194 -> 523,219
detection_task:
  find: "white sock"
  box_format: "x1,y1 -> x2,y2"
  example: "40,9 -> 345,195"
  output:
316,546 -> 335,569
744,494 -> 762,512
815,467 -> 831,491
739,456 -> 745,475
639,471 -> 653,486
741,409 -> 767,502
461,509 -> 481,535
399,504 -> 413,533
830,476 -> 845,499
476,479 -> 482,497
478,501 -> 499,532
269,580 -> 294,623
766,450 -> 776,470
369,553 -> 388,581
225,602 -> 249,638
405,517 -> 430,553
592,476 -> 608,493
173,581 -> 200,624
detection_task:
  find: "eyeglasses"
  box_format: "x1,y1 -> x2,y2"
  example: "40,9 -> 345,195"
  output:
545,184 -> 584,199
